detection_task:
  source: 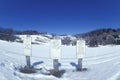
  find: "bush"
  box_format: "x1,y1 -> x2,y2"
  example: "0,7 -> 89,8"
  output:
89,38 -> 98,47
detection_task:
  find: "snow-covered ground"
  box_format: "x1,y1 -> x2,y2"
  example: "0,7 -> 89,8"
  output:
0,40 -> 120,80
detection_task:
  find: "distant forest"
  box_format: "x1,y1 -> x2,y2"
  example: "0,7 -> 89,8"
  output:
75,28 -> 120,46
0,27 -> 48,41
0,27 -> 120,46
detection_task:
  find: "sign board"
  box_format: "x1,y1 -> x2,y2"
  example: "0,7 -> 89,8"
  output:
50,39 -> 61,59
76,40 -> 85,58
23,36 -> 32,56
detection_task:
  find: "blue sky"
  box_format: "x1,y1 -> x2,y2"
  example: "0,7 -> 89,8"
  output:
0,0 -> 120,34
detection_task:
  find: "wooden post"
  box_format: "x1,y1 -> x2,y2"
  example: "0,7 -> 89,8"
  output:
76,40 -> 85,71
53,59 -> 59,72
26,56 -> 31,68
23,36 -> 32,68
50,39 -> 65,77
77,58 -> 82,71
50,39 -> 61,72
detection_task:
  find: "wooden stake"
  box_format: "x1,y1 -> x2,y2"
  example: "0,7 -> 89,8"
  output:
53,59 -> 59,72
26,56 -> 31,68
77,58 -> 82,71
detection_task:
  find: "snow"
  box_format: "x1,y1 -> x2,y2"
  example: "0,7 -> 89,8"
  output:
0,40 -> 120,80
16,35 -> 51,44
0,72 -> 7,80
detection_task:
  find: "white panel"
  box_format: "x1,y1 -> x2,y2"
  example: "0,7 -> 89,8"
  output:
50,39 -> 61,59
76,40 -> 85,58
23,36 -> 32,56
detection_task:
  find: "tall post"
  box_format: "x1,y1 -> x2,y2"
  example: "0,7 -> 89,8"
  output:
23,35 -> 32,68
53,59 -> 59,72
76,40 -> 85,71
77,58 -> 82,71
50,39 -> 61,72
26,56 -> 31,68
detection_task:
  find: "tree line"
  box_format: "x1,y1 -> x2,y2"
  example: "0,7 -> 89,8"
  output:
0,27 -> 47,41
75,28 -> 120,46
0,27 -> 120,47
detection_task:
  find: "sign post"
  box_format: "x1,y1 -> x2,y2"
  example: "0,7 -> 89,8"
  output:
50,39 -> 61,72
53,59 -> 59,72
26,56 -> 31,68
23,35 -> 32,68
76,40 -> 85,71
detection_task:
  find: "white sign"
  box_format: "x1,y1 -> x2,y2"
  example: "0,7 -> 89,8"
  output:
23,36 -> 32,56
76,40 -> 85,58
50,39 -> 61,59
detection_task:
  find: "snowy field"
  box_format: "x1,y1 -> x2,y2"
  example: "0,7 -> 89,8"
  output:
0,40 -> 120,80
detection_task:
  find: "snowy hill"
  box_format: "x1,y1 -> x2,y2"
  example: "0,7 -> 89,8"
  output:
16,35 -> 52,45
15,34 -> 77,45
0,40 -> 120,80
1,27 -> 120,46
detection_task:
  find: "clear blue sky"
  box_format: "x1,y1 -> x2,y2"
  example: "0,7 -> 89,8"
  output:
0,0 -> 120,34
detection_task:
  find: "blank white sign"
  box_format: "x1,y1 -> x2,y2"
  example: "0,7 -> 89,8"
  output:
76,40 -> 85,58
50,39 -> 61,59
23,36 -> 32,56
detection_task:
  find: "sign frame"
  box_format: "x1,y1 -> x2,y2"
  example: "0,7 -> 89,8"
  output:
50,39 -> 61,59
76,40 -> 86,59
23,36 -> 32,56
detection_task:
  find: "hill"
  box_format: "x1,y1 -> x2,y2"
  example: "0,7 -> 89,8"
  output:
75,28 -> 120,46
0,27 -> 120,46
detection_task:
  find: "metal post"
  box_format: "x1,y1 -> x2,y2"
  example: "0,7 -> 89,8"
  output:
53,59 -> 59,72
26,56 -> 31,68
77,58 -> 82,71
